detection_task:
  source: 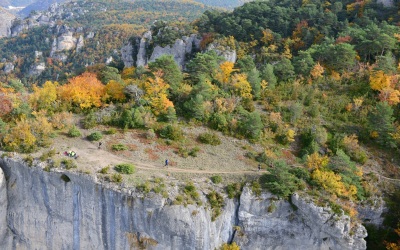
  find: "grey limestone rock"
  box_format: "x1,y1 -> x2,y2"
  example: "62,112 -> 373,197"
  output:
234,187 -> 367,250
3,62 -> 14,74
0,158 -> 367,250
206,42 -> 237,63
28,62 -> 46,76
121,43 -> 134,68
0,158 -> 235,250
0,167 -> 10,247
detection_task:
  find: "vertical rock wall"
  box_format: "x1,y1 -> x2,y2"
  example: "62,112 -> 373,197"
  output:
0,157 -> 367,250
0,158 -> 236,250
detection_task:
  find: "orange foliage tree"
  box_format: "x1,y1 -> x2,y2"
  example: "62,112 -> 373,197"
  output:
57,72 -> 105,110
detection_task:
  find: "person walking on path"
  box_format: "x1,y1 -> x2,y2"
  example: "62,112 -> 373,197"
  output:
98,141 -> 102,149
258,164 -> 261,172
165,159 -> 169,167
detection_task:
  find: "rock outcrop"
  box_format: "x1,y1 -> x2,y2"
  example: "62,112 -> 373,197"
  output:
122,32 -> 204,69
377,0 -> 394,7
0,157 -> 367,250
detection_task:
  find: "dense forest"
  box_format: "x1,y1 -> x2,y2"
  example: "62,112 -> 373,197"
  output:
0,0 -> 399,249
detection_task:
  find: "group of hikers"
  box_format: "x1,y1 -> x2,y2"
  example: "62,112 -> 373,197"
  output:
65,151 -> 78,159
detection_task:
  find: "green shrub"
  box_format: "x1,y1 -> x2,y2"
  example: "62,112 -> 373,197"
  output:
159,124 -> 184,141
207,190 -> 224,221
146,129 -> 156,139
267,202 -> 276,213
99,166 -> 110,174
24,155 -> 34,166
211,175 -> 222,184
61,159 -> 77,170
82,112 -> 98,129
251,181 -> 262,196
112,144 -> 128,151
67,125 -> 81,138
110,173 -> 123,183
137,181 -> 151,193
189,146 -> 200,157
114,163 -> 135,174
105,128 -> 117,135
226,183 -> 242,199
39,149 -> 57,162
87,131 -> 103,141
198,132 -> 221,145
177,146 -> 189,158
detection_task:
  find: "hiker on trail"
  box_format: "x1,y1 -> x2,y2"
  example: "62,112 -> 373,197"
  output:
98,141 -> 102,149
258,164 -> 261,172
165,159 -> 169,167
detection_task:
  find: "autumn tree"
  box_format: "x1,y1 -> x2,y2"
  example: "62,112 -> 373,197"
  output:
215,61 -> 235,85
57,72 -> 105,110
29,81 -> 58,111
3,118 -> 36,152
103,80 -> 126,103
229,73 -> 253,100
140,76 -> 174,116
370,70 -> 390,91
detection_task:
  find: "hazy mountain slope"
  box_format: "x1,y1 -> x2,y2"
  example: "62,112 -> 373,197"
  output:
194,0 -> 252,8
0,7 -> 15,37
18,0 -> 67,17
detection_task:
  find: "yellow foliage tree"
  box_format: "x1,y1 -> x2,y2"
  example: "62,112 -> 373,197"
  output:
31,112 -> 53,147
57,72 -> 105,110
103,80 -> 126,102
229,73 -> 253,100
121,66 -> 136,80
311,169 -> 347,196
140,76 -> 174,116
51,111 -> 74,129
306,152 -> 329,170
29,81 -> 58,111
215,61 -> 235,85
369,70 -> 390,91
3,118 -> 36,152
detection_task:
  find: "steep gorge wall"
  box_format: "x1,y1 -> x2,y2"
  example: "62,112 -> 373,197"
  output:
0,157 -> 235,250
0,157 -> 367,250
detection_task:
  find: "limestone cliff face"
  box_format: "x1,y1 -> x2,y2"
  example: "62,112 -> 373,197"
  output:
0,157 -> 367,250
235,189 -> 367,250
0,157 -> 236,250
0,167 -> 10,247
